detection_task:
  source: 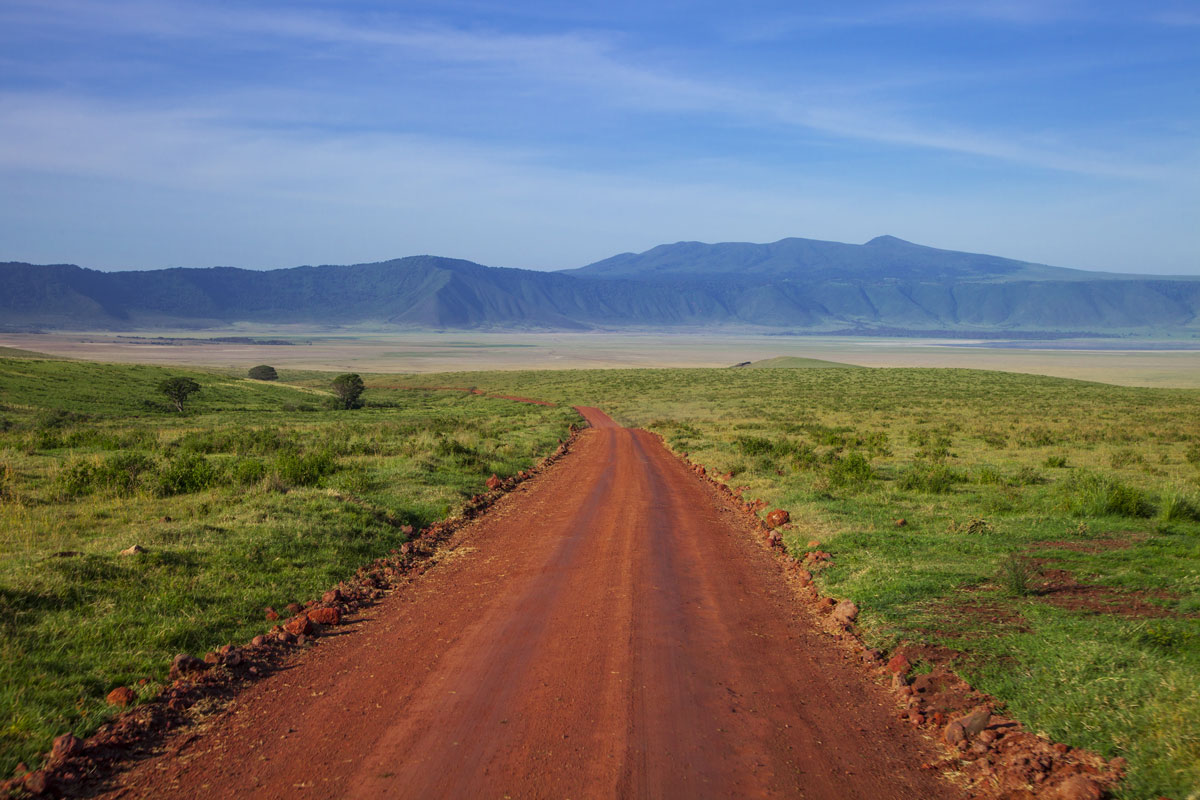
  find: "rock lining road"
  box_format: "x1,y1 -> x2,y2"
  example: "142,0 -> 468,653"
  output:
105,407 -> 957,799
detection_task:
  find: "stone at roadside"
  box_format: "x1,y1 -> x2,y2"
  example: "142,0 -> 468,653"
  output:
765,508 -> 790,528
1054,775 -> 1103,800
886,653 -> 911,675
285,602 -> 303,615
264,607 -> 279,621
832,600 -> 859,625
168,654 -> 208,680
944,720 -> 966,746
50,733 -> 82,762
321,588 -> 342,605
307,606 -> 341,626
106,686 -> 136,707
283,615 -> 313,636
251,635 -> 266,647
23,771 -> 48,795
486,474 -> 502,490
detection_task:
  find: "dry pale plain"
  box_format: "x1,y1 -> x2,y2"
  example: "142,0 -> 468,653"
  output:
1,330 -> 1199,387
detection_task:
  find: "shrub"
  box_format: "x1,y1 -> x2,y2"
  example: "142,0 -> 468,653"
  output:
1159,489 -> 1200,523
156,454 -> 220,496
949,517 -> 994,535
275,450 -> 336,487
248,365 -> 278,381
91,452 -> 155,495
1110,449 -> 1145,469
1011,466 -> 1044,486
331,373 -> 365,410
998,554 -> 1040,596
1043,455 -> 1069,468
1062,472 -> 1154,518
898,463 -> 963,493
229,458 -> 268,486
827,452 -> 873,488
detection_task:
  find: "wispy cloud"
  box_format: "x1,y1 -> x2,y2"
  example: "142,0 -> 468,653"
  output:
3,0 -> 1189,182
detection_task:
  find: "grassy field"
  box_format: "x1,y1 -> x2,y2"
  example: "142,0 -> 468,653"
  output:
400,367 -> 1200,799
0,358 -> 577,776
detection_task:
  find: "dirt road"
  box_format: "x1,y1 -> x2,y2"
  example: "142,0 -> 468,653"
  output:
106,408 -> 956,799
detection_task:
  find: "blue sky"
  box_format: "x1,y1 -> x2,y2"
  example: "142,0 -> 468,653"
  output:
1,0 -> 1197,273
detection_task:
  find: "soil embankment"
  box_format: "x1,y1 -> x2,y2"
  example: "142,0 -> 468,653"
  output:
103,407 -> 956,799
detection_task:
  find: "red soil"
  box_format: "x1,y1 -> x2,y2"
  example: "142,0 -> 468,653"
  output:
100,407 -> 957,799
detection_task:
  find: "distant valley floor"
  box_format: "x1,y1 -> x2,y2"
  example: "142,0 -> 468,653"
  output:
2,330 -> 1199,388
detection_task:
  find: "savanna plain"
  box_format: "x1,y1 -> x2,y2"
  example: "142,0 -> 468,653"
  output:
0,335 -> 1198,799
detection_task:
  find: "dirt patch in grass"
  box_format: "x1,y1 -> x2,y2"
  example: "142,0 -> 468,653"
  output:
1033,568 -> 1186,619
1027,535 -> 1141,554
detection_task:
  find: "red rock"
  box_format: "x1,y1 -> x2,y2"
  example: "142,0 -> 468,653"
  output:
832,600 -> 859,625
264,607 -> 280,621
23,770 -> 48,795
817,596 -> 836,611
285,602 -> 303,615
225,649 -> 243,666
795,568 -> 813,584
203,651 -> 220,665
944,720 -> 966,746
322,589 -> 342,604
168,654 -> 208,680
911,673 -> 935,694
307,606 -> 342,626
895,518 -> 907,527
886,654 -> 911,675
766,531 -> 783,548
50,732 -> 82,761
106,686 -> 136,707
1053,775 -> 1103,800
486,474 -> 502,490
765,508 -> 790,528
283,615 -> 313,636
251,635 -> 266,647
400,542 -> 412,554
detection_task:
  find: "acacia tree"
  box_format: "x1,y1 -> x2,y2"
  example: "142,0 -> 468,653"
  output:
158,377 -> 201,412
248,365 -> 278,381
331,373 -> 365,409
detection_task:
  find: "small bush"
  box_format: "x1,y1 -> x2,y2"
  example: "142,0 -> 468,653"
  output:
56,458 -> 96,498
156,454 -> 220,496
949,517 -> 994,535
1159,489 -> 1200,522
973,466 -> 1005,485
1062,472 -> 1155,518
1110,449 -> 1145,469
1186,444 -> 1200,468
248,365 -> 278,381
827,452 -> 873,488
898,463 -> 963,493
1043,455 -> 1069,468
1011,466 -> 1044,486
998,554 -> 1040,596
229,458 -> 268,486
92,452 -> 155,495
1133,622 -> 1195,652
275,450 -> 336,487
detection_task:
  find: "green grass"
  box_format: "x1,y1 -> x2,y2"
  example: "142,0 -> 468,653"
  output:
399,366 -> 1200,799
0,358 -> 576,775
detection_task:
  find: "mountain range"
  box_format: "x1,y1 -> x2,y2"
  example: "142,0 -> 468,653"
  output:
3,235 -> 1198,335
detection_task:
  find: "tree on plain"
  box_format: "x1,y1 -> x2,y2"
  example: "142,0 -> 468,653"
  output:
248,365 -> 278,381
159,377 -> 201,412
331,373 -> 365,409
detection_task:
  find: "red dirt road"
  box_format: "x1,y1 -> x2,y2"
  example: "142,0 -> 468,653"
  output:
105,408 -> 957,799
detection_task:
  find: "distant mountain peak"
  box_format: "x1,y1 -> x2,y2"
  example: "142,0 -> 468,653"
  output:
864,235 -> 912,246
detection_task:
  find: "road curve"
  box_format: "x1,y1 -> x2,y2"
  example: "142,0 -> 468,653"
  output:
106,407 -> 957,799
